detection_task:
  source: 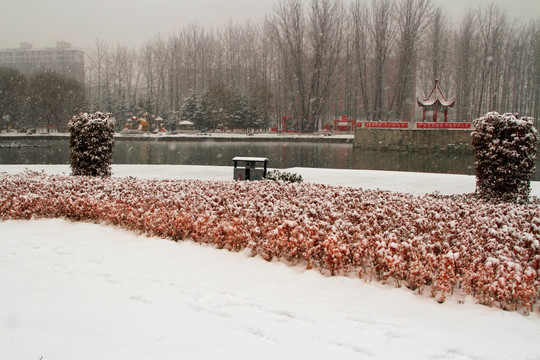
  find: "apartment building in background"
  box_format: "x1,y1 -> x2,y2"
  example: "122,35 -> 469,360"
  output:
0,41 -> 84,84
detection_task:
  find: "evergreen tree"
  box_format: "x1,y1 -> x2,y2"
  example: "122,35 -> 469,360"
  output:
229,88 -> 249,128
69,112 -> 115,177
472,111 -> 538,203
180,90 -> 200,125
28,70 -> 83,132
197,90 -> 213,130
0,67 -> 27,131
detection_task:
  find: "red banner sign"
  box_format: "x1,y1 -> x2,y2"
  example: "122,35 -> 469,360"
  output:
364,122 -> 409,129
416,122 -> 471,129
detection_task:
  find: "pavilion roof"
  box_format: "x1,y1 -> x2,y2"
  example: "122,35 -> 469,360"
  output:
417,80 -> 455,108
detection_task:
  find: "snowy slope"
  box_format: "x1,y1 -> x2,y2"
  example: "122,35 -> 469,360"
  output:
1,219 -> 539,360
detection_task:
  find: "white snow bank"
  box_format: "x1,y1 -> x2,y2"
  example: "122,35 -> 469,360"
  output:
1,219 -> 539,360
2,163 -> 532,196
3,163 -> 540,196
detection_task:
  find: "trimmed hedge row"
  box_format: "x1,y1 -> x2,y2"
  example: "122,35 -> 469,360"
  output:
1,171 -> 539,312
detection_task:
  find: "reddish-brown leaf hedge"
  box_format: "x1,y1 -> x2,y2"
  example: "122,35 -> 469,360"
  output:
1,171 -> 539,312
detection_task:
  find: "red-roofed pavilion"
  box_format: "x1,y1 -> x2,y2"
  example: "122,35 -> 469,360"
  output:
417,79 -> 455,122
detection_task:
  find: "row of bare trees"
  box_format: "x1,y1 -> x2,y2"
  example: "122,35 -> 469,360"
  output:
0,67 -> 83,132
447,5 -> 540,123
84,0 -> 540,131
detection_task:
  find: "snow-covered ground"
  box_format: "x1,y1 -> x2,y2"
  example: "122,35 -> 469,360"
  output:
2,163 -> 540,196
1,164 -> 540,360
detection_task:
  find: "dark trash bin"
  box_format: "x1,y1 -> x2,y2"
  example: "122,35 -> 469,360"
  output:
232,157 -> 269,181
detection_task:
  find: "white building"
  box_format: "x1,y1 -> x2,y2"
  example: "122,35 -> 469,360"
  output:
0,41 -> 84,84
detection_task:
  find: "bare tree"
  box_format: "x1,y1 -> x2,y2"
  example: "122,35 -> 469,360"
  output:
307,0 -> 345,129
262,16 -> 286,129
454,11 -> 476,122
138,40 -> 156,112
391,0 -> 433,120
417,7 -> 451,102
86,39 -> 110,110
272,0 -> 344,132
221,21 -> 245,88
164,35 -> 180,116
474,4 -> 508,118
178,24 -> 218,97
272,0 -> 307,130
153,36 -> 169,115
427,8 -> 451,84
369,0 -> 396,121
513,20 -> 540,124
532,21 -> 540,122
350,0 -> 372,120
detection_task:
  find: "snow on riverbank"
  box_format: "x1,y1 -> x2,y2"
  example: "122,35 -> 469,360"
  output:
2,219 -> 539,360
1,164 -> 540,359
3,163 -> 540,196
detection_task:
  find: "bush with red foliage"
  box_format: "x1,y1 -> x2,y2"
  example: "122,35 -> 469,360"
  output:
1,171 -> 539,312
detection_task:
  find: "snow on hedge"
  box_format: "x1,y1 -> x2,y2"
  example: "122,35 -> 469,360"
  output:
1,171 -> 539,312
69,112 -> 115,177
472,111 -> 538,204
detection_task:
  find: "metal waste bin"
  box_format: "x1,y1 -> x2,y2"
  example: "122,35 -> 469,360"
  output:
232,157 -> 269,181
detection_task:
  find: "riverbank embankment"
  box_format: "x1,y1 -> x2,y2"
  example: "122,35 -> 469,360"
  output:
354,127 -> 474,152
0,132 -> 355,144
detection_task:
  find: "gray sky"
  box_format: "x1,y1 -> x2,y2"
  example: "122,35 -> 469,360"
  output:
1,0 -> 538,51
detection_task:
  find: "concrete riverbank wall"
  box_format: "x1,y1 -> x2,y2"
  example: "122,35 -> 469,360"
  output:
0,133 -> 354,144
353,127 -> 474,152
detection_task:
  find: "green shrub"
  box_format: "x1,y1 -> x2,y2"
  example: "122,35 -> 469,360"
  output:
69,112 -> 115,177
471,111 -> 537,203
265,169 -> 303,183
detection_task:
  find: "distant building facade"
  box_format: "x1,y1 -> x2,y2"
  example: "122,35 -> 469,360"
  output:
0,41 -> 84,84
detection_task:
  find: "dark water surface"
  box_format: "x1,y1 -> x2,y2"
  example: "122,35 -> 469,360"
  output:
2,137 -> 535,180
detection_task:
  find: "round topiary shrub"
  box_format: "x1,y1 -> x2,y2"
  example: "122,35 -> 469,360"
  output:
471,111 -> 537,203
69,112 -> 115,177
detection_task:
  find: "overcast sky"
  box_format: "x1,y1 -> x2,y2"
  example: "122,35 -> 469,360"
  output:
1,0 -> 538,51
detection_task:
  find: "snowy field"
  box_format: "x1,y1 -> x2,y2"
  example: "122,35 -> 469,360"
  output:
1,164 -> 540,359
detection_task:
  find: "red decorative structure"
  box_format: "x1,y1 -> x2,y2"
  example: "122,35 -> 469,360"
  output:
417,79 -> 455,123
416,122 -> 471,129
281,115 -> 302,133
333,115 -> 360,131
365,122 -> 408,129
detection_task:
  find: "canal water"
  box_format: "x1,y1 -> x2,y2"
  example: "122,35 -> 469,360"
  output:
1,137 -> 533,179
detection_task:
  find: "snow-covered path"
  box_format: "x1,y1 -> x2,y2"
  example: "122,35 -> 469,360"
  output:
1,219 -> 539,360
